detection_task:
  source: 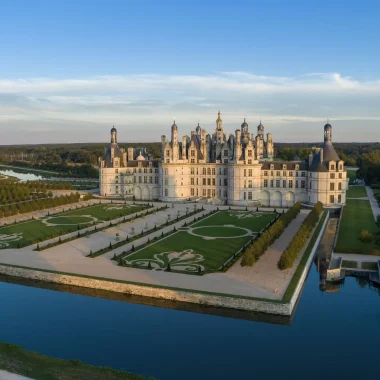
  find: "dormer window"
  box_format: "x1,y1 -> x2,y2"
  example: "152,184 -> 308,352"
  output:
270,164 -> 274,170
283,164 -> 287,170
295,164 -> 299,170
331,164 -> 335,170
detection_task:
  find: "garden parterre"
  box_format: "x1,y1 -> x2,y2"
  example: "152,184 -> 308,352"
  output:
0,203 -> 147,249
123,210 -> 276,273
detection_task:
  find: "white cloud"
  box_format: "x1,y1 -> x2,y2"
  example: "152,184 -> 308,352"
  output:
0,71 -> 380,143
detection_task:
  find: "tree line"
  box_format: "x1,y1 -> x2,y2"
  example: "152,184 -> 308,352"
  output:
0,192 -> 81,218
277,202 -> 323,270
241,202 -> 302,266
0,181 -> 73,206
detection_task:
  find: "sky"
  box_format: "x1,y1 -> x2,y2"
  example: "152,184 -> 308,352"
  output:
0,0 -> 380,144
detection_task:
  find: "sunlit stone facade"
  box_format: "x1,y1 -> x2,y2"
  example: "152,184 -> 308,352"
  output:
99,113 -> 347,207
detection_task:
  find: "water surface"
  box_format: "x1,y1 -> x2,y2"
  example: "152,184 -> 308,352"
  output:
0,265 -> 378,380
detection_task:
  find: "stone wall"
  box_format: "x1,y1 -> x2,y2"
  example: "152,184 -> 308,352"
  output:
0,265 -> 291,315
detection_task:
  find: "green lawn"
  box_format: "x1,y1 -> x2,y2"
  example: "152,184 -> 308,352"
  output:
346,186 -> 367,198
342,260 -> 358,268
0,342 -> 152,380
124,210 -> 276,272
362,262 -> 378,270
346,169 -> 358,184
335,199 -> 380,255
0,203 -> 146,249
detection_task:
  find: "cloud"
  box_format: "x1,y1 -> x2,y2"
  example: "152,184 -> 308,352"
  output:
0,71 -> 379,143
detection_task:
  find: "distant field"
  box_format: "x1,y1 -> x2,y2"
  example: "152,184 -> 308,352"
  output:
123,210 -> 276,273
0,203 -> 146,249
335,199 -> 380,255
346,186 -> 367,198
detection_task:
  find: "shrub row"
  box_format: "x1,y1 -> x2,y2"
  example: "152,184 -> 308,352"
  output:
277,202 -> 323,270
89,207 -> 207,258
240,202 -> 302,267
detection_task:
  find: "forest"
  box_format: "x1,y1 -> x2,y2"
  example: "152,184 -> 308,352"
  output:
1,141 -> 379,183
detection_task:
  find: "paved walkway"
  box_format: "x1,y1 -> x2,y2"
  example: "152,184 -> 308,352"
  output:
332,252 -> 380,263
0,203 -> 295,300
226,210 -> 309,298
366,186 -> 380,220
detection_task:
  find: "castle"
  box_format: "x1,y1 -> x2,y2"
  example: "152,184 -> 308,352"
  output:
99,112 -> 348,207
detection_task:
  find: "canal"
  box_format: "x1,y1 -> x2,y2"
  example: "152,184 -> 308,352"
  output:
0,259 -> 379,380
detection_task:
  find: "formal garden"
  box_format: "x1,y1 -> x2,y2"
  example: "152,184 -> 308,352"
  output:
0,203 -> 148,249
121,210 -> 277,273
335,198 -> 380,255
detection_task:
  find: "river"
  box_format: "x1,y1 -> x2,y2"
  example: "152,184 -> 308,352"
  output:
0,262 -> 379,380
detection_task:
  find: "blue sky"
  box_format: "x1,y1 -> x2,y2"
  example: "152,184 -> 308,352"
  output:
0,0 -> 379,144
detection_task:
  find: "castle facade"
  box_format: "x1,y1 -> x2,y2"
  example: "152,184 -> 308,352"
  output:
99,112 -> 348,207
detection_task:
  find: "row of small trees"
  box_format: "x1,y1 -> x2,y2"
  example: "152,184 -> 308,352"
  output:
240,202 -> 302,267
0,192 -> 81,218
0,181 -> 73,205
277,202 -> 323,270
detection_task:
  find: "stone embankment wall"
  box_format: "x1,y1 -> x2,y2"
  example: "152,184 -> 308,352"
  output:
0,265 -> 291,315
289,212 -> 329,310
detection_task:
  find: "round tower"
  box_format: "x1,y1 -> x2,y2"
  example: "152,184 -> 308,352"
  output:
324,123 -> 332,142
110,126 -> 117,144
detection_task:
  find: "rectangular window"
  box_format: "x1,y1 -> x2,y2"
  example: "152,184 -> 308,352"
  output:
164,168 -> 168,175
339,173 -> 342,179
191,178 -> 194,185
166,150 -> 170,156
191,159 -> 195,163
264,171 -> 268,176
191,188 -> 195,196
276,180 -> 280,188
330,183 -> 335,191
191,168 -> 195,175
338,182 -> 342,190
207,189 -> 211,197
212,168 -> 216,175
248,180 -> 252,188
331,165 -> 335,170
248,159 -> 252,164
203,178 -> 206,185
289,180 -> 293,188
248,150 -> 252,157
164,178 -> 168,186
224,150 -> 228,156
330,195 -> 334,203
212,178 -> 215,186
264,179 -> 268,187
301,172 -> 306,177
224,159 -> 228,164
203,168 -> 206,175
165,188 -> 168,196
207,178 -> 211,186
276,171 -> 281,177
248,192 -> 252,200
338,194 -> 342,203
243,192 -> 246,200
301,180 -> 306,189
212,189 -> 216,197
207,168 -> 211,175
271,171 -> 274,176
203,189 -> 206,196
191,150 -> 195,157
115,169 -> 118,173
289,171 -> 293,177
144,176 -> 147,183
155,176 -> 158,184
283,180 -> 286,188
296,180 -> 299,188
339,164 -> 343,170
248,169 -> 252,176
270,179 -> 274,187
244,169 -> 247,177
224,179 -> 228,186
330,173 -> 335,179
283,171 -> 286,177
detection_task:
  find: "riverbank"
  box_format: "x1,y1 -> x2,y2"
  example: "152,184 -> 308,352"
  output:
0,342 -> 153,379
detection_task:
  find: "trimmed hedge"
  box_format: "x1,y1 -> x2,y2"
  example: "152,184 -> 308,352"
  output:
277,202 -> 323,270
240,202 -> 302,266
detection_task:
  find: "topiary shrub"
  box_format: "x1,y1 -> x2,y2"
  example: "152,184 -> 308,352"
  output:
360,229 -> 373,243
